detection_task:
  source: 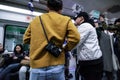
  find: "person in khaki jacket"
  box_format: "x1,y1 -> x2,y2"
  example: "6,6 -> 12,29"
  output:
23,0 -> 80,80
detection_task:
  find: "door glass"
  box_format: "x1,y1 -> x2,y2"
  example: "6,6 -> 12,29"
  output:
4,25 -> 29,52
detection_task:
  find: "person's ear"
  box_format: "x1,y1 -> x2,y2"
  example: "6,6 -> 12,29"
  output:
81,16 -> 84,20
58,10 -> 62,14
81,16 -> 84,22
46,7 -> 50,12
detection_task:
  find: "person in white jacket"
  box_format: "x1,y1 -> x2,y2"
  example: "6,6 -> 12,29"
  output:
74,12 -> 103,80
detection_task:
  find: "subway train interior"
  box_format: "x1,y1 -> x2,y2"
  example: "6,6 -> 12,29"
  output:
0,0 -> 120,80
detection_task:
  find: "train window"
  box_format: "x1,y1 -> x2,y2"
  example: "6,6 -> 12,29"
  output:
4,25 -> 29,52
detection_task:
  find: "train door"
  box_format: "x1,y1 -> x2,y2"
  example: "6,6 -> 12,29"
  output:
0,9 -> 33,51
4,25 -> 29,51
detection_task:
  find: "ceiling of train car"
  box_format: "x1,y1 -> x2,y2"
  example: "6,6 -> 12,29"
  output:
73,0 -> 120,19
0,0 -> 120,19
73,0 -> 120,12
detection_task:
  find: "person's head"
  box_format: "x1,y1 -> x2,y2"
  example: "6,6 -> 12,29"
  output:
114,18 -> 120,32
93,18 -> 99,28
14,44 -> 23,54
47,0 -> 63,13
114,18 -> 120,25
107,24 -> 116,33
0,43 -> 3,51
99,14 -> 105,22
75,12 -> 90,25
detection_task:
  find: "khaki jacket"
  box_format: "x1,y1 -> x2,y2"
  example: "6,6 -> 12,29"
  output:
23,12 -> 80,68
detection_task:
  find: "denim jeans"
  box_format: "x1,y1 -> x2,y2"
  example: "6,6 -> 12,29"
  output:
29,64 -> 65,80
0,63 -> 20,80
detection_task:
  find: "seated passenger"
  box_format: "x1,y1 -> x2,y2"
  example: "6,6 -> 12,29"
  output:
0,43 -> 8,54
0,43 -> 8,72
0,44 -> 25,80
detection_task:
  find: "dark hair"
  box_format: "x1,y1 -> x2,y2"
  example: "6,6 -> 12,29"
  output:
114,18 -> 120,25
47,0 -> 63,11
76,12 -> 96,26
100,14 -> 105,18
14,44 -> 24,54
77,12 -> 90,22
88,19 -> 95,27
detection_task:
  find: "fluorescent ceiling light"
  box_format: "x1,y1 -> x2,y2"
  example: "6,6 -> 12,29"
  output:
34,0 -> 39,2
0,4 -> 43,16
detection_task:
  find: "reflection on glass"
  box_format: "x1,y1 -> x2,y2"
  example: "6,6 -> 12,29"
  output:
4,25 -> 29,51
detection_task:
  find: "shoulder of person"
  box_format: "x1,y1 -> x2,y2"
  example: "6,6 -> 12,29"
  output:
79,23 -> 93,29
61,15 -> 71,21
82,22 -> 93,26
1,49 -> 8,54
4,49 -> 8,53
30,14 -> 46,23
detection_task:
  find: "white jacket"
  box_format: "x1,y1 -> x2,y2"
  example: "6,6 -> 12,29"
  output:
77,23 -> 102,61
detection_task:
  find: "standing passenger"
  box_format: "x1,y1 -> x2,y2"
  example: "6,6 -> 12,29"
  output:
94,18 -> 115,80
114,18 -> 120,80
75,12 -> 103,80
23,0 -> 80,80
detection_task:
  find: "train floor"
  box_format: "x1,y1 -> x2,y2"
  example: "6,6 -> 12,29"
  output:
67,56 -> 118,80
4,71 -> 117,80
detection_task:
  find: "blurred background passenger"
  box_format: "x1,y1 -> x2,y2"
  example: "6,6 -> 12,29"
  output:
0,43 -> 8,54
113,18 -> 120,80
0,43 -> 8,72
93,17 -> 115,80
99,14 -> 108,30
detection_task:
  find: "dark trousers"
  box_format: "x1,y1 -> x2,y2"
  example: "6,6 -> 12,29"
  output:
117,70 -> 120,80
79,62 -> 103,80
104,71 -> 114,80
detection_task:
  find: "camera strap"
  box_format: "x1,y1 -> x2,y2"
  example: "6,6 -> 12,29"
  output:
39,16 -> 49,43
39,16 -> 71,44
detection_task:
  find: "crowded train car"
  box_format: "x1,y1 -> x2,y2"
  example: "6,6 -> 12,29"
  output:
0,0 -> 120,80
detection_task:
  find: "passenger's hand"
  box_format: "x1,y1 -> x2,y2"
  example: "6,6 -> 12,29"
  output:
25,56 -> 30,60
13,56 -> 18,59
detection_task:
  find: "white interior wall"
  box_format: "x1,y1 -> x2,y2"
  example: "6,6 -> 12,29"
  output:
0,26 -> 4,44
